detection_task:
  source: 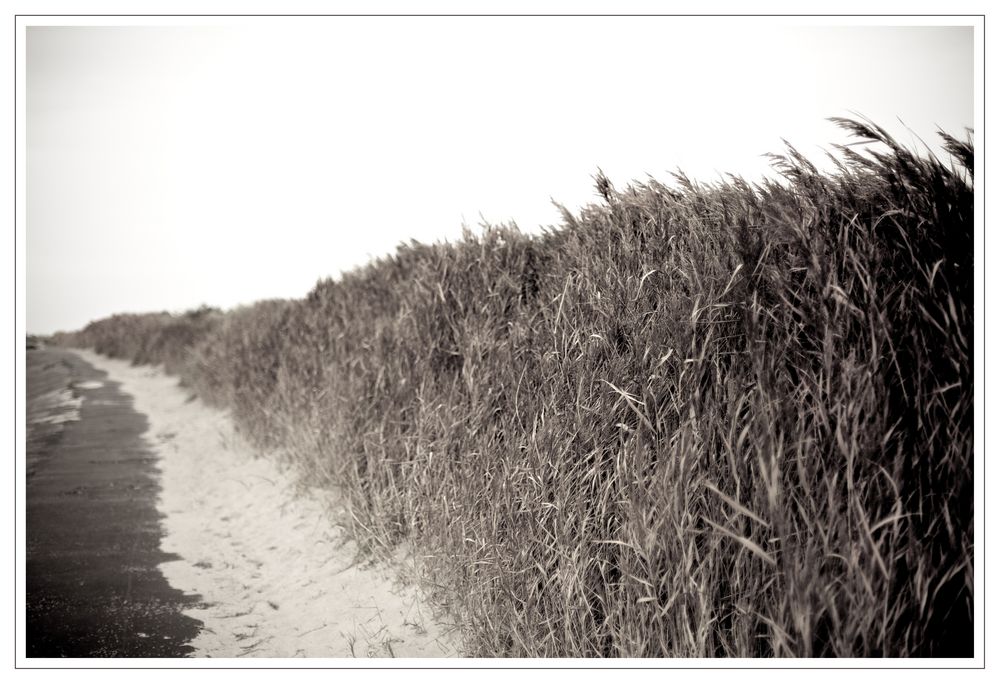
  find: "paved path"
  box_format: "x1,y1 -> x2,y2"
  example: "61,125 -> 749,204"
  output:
26,348 -> 202,657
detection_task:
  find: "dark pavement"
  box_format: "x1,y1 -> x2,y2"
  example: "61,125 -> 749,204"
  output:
26,348 -> 203,657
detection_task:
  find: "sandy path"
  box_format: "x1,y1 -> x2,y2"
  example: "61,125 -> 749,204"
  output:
74,349 -> 461,658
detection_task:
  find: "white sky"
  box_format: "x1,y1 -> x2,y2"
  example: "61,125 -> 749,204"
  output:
26,20 -> 973,334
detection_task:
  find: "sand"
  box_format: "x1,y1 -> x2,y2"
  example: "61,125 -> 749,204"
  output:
73,349 -> 461,659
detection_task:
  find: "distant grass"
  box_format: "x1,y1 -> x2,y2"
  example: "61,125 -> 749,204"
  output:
51,119 -> 974,657
52,306 -> 223,378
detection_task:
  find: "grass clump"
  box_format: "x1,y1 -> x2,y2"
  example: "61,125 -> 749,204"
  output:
53,305 -> 223,377
53,119 -> 973,657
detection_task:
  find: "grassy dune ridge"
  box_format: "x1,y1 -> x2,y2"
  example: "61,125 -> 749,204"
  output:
51,119 -> 974,657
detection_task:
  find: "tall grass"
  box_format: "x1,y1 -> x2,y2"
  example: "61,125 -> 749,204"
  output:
52,306 -> 223,378
53,119 -> 973,657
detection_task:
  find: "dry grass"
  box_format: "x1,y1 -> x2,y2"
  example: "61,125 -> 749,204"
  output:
52,119 -> 974,657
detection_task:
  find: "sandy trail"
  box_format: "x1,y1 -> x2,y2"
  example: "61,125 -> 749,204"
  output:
74,349 -> 460,658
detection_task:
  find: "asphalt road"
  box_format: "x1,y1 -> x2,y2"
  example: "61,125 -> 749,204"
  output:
26,348 -> 202,657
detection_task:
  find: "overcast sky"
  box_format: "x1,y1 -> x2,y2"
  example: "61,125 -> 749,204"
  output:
26,20 -> 974,334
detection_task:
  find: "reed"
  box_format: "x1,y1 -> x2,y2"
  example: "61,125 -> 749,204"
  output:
53,119 -> 974,657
